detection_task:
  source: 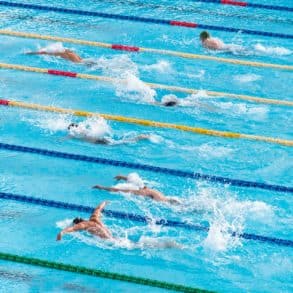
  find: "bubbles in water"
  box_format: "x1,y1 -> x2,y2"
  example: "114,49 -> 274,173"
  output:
233,74 -> 261,83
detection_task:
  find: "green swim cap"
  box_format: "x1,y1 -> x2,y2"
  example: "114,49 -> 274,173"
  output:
200,31 -> 210,40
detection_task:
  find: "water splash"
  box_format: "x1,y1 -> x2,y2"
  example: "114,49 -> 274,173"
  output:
39,42 -> 66,53
254,43 -> 291,56
140,60 -> 173,73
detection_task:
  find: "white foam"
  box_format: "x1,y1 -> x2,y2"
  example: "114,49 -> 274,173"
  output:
86,54 -> 138,77
254,43 -> 291,56
203,223 -> 231,252
216,101 -> 268,120
127,173 -> 145,188
161,91 -> 209,107
116,73 -> 156,103
32,114 -> 72,133
180,187 -> 274,251
56,219 -> 72,229
233,74 -> 261,83
148,134 -> 163,144
40,42 -> 66,54
85,54 -> 157,104
136,236 -> 184,249
141,60 -> 173,73
196,143 -> 233,159
68,117 -> 112,140
114,172 -> 144,190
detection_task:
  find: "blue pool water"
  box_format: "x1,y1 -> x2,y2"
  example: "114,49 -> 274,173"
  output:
0,0 -> 292,292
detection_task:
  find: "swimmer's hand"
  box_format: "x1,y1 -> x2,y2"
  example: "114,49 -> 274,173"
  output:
92,184 -> 102,189
56,232 -> 62,241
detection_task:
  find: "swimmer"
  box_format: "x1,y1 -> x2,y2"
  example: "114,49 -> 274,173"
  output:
92,174 -> 180,204
56,200 -> 182,249
56,201 -> 112,241
199,31 -> 225,50
66,122 -> 150,145
153,94 -> 216,112
26,43 -> 83,63
200,31 -> 248,55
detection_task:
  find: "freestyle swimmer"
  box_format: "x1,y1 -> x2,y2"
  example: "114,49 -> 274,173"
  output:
93,174 -> 180,204
56,201 -> 112,240
67,122 -> 150,145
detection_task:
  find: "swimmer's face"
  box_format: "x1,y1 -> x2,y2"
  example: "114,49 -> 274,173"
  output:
68,123 -> 79,130
73,217 -> 84,225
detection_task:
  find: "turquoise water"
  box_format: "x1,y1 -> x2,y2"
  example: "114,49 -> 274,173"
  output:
0,0 -> 292,292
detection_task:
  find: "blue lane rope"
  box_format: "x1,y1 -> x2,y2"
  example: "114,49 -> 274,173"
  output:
190,0 -> 293,12
0,1 -> 292,39
0,142 -> 292,193
0,191 -> 292,248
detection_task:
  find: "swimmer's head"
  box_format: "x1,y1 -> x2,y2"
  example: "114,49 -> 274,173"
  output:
68,123 -> 79,130
163,101 -> 177,107
200,31 -> 210,41
73,217 -> 84,224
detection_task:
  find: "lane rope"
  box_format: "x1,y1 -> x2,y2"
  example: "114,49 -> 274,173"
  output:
0,252 -> 210,292
0,192 -> 292,247
0,1 -> 292,39
0,62 -> 292,107
0,97 -> 291,148
190,0 -> 293,12
0,142 -> 292,193
1,99 -> 293,147
0,30 -> 292,71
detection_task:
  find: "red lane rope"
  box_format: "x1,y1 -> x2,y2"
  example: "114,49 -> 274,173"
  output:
47,70 -> 77,77
111,44 -> 140,52
221,0 -> 247,6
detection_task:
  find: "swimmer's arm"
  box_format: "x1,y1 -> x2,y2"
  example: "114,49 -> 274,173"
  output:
92,185 -> 137,194
56,223 -> 87,241
26,51 -> 64,57
92,201 -> 109,218
114,175 -> 128,181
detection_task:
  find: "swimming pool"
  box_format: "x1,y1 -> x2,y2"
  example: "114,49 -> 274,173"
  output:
0,0 -> 292,292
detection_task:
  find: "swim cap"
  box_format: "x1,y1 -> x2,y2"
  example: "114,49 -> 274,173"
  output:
164,101 -> 177,107
200,31 -> 210,41
73,217 -> 84,224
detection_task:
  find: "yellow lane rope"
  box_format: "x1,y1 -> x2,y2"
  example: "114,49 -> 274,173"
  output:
0,62 -> 292,106
3,99 -> 293,146
0,30 -> 292,71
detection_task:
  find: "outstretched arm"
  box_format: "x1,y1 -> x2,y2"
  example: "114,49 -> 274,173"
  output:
56,222 -> 87,241
114,175 -> 128,181
90,201 -> 109,219
92,185 -> 138,194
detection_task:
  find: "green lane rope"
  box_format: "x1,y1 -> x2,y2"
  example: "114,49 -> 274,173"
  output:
0,252 -> 213,293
